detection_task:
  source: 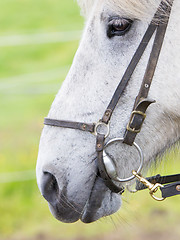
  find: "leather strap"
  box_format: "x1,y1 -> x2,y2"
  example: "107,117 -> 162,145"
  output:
96,134 -> 124,194
101,0 -> 173,125
161,182 -> 180,198
44,118 -> 95,133
101,24 -> 157,124
136,173 -> 180,191
123,11 -> 172,145
123,99 -> 155,145
135,173 -> 180,199
135,24 -> 170,103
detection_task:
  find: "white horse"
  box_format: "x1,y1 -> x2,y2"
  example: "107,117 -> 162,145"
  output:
36,0 -> 180,223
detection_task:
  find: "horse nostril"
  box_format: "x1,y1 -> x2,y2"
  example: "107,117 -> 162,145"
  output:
41,172 -> 59,204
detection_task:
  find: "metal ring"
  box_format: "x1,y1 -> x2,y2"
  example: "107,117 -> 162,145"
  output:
103,138 -> 144,182
94,121 -> 110,138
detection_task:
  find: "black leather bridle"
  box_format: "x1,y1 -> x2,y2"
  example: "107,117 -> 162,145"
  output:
44,0 -> 180,200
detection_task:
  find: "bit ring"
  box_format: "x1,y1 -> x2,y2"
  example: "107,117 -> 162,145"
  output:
103,138 -> 144,182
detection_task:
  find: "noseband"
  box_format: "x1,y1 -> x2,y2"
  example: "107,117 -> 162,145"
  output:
44,0 -> 180,200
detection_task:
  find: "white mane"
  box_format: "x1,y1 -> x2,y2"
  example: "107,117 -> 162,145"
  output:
77,0 -> 170,20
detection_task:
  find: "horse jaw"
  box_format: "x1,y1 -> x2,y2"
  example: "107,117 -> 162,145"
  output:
36,0 -> 180,223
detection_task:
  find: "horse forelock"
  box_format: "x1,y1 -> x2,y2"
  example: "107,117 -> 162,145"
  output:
77,0 -> 171,21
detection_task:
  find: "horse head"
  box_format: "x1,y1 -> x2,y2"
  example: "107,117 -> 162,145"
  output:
36,0 -> 180,223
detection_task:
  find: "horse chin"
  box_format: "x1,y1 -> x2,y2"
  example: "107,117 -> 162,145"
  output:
81,177 -> 121,223
48,177 -> 121,224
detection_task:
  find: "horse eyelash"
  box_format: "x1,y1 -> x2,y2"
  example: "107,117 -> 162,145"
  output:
107,17 -> 133,38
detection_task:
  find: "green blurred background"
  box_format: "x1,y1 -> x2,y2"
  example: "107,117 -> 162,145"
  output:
0,0 -> 180,239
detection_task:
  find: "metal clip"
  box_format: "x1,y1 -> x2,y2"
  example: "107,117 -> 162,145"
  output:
132,171 -> 165,201
126,110 -> 146,133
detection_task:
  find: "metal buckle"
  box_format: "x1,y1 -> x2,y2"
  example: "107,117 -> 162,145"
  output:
93,121 -> 110,138
103,138 -> 144,182
126,110 -> 146,133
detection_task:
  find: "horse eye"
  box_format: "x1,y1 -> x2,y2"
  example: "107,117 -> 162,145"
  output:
107,18 -> 133,38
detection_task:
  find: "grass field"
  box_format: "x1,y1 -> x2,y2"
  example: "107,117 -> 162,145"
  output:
0,1 -> 180,240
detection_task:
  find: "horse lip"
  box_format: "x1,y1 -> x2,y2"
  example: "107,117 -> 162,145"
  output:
80,180 -> 106,223
80,177 -> 117,223
48,177 -> 107,223
47,177 -> 102,223
81,202 -> 100,223
48,202 -> 81,223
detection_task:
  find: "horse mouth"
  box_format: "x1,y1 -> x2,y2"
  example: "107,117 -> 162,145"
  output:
46,175 -> 121,223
